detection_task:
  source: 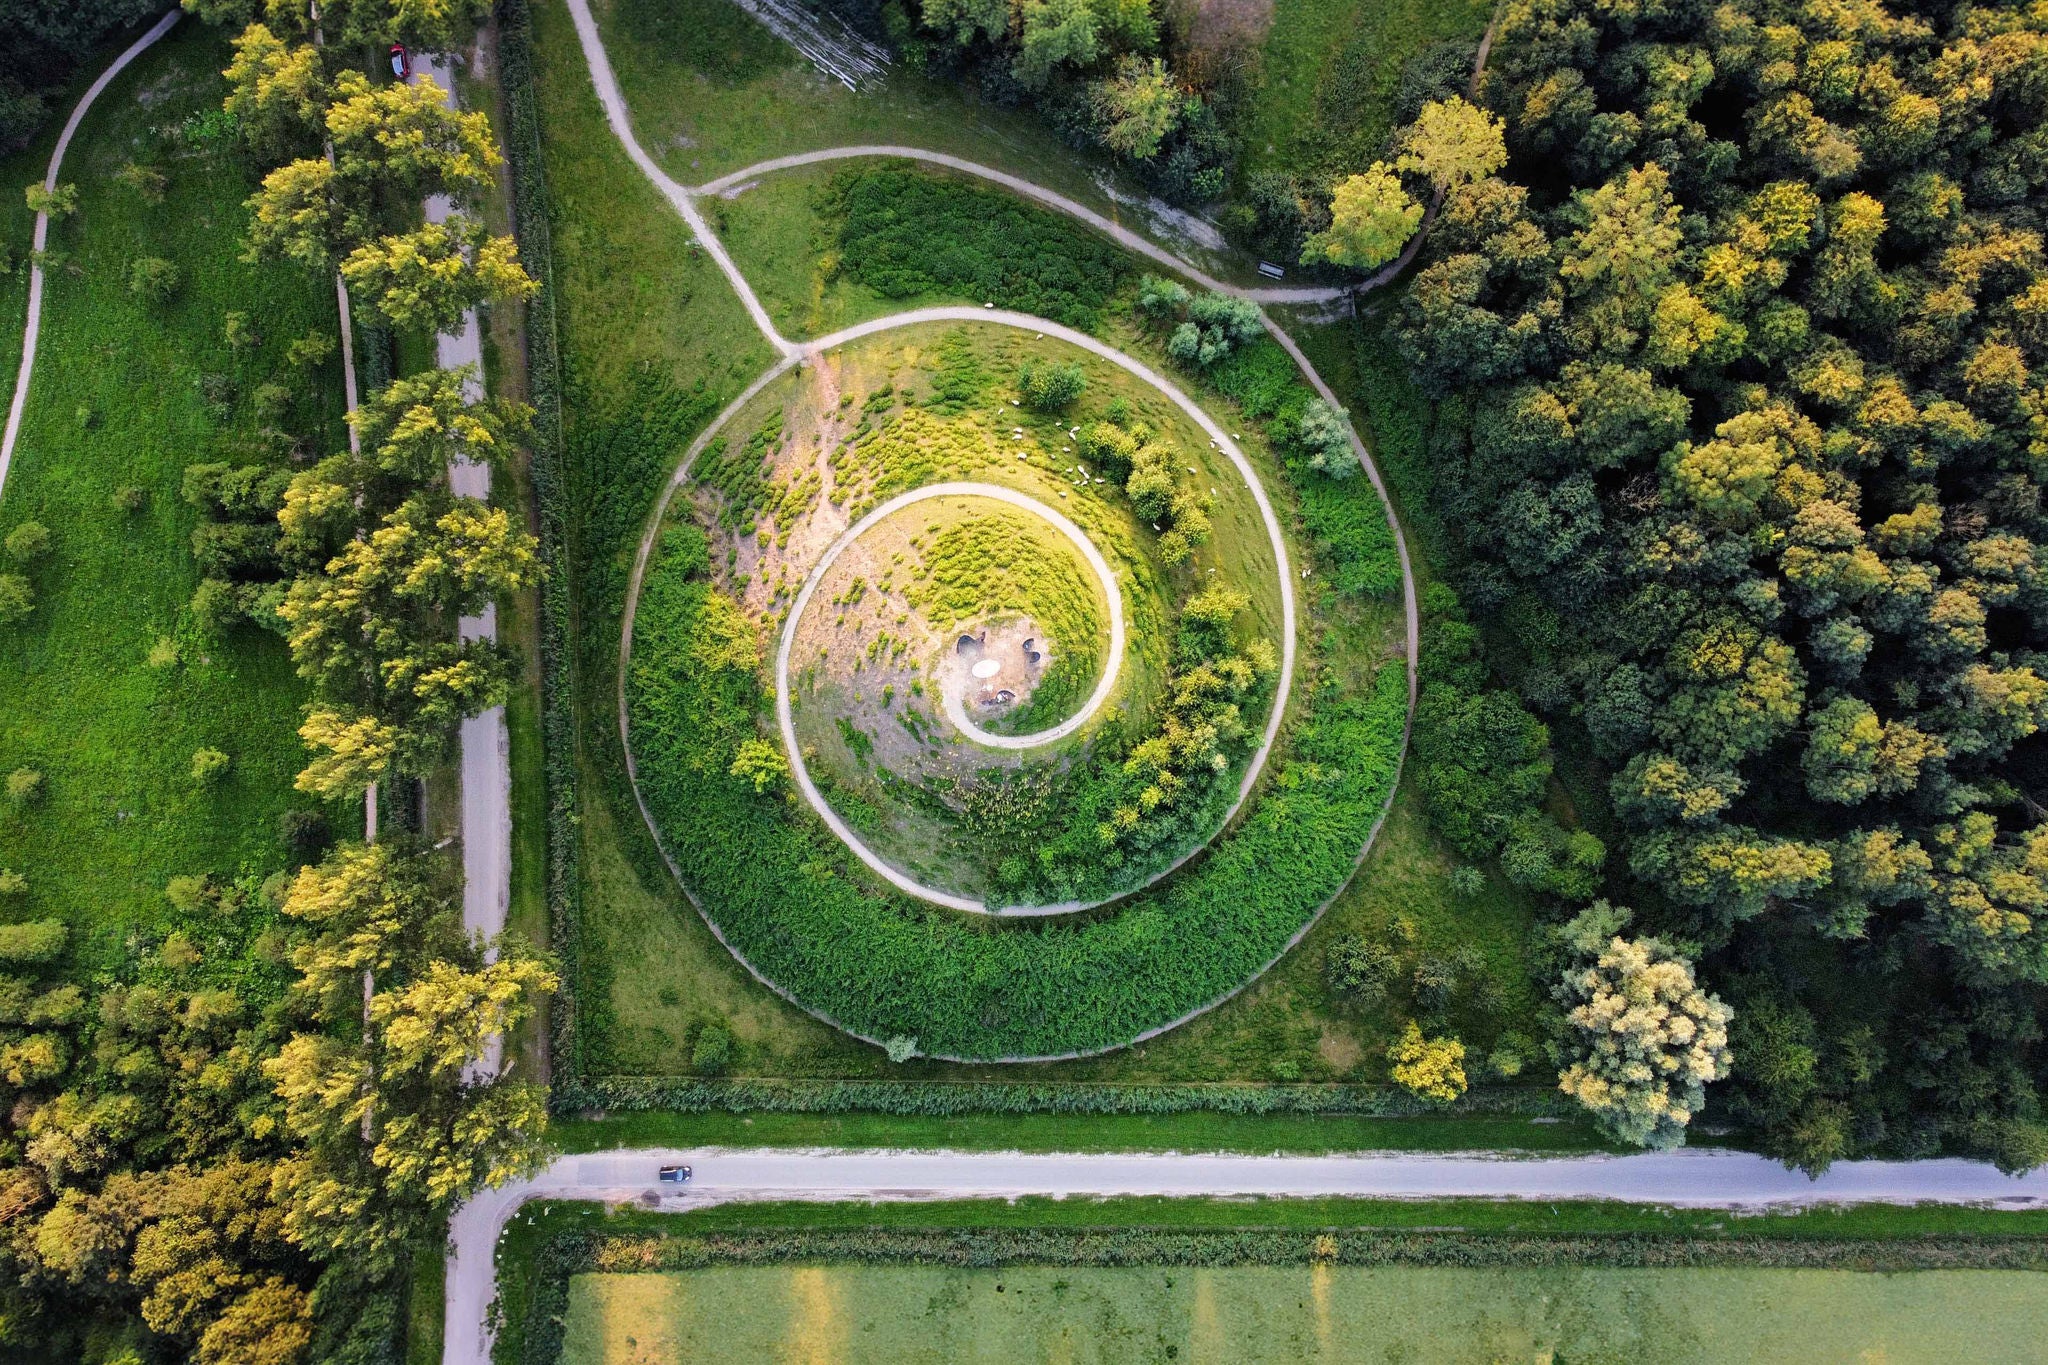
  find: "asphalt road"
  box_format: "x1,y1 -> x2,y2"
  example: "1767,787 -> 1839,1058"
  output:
420,54 -> 513,1078
443,1143 -> 2048,1365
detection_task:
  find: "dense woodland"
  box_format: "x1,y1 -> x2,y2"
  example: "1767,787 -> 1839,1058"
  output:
1391,0 -> 2048,1171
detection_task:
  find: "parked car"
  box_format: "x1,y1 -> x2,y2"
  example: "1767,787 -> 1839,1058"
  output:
658,1164 -> 692,1184
390,43 -> 411,79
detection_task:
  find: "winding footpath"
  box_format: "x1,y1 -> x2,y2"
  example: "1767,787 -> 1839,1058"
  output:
441,8 -> 2048,1365
776,482 -> 1132,908
443,1143 -> 2048,1365
0,10 -> 183,497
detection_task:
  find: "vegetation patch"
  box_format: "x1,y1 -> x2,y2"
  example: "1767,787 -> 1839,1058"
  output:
825,166 -> 1134,330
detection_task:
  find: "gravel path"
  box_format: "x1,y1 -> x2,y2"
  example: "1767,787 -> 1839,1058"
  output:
0,10 -> 183,498
417,54 -> 514,1080
695,146 -> 1351,304
442,1143 -> 2048,1365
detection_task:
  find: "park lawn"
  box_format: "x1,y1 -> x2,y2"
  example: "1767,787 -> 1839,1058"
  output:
705,164 -> 959,340
1235,0 -> 1496,181
562,1262 -> 2048,1363
0,22 -> 348,971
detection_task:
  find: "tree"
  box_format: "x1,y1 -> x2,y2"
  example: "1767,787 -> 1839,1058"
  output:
1301,165 -> 1420,270
127,257 -> 181,303
23,183 -> 75,218
1389,1021 -> 1466,1102
1090,56 -> 1180,160
1296,399 -> 1357,477
1013,0 -> 1100,89
339,219 -> 537,333
1017,359 -> 1086,410
1394,96 -> 1507,194
0,574 -> 31,625
1555,908 -> 1732,1148
3,522 -> 47,563
195,1277 -> 312,1365
222,24 -> 326,161
324,72 -> 498,205
728,738 -> 789,795
4,768 -> 42,807
190,748 -> 231,786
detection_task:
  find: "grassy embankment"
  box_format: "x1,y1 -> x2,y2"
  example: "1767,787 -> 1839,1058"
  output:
0,23 -> 347,972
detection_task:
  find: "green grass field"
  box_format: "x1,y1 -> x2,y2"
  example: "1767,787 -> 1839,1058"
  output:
561,1262 -> 2048,1363
0,24 -> 348,970
1236,0 -> 1496,180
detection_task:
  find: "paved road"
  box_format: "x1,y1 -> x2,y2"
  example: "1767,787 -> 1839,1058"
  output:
0,10 -> 183,497
420,54 -> 513,1078
443,1143 -> 2048,1365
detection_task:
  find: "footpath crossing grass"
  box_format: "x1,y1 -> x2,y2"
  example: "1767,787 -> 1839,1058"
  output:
0,24 -> 346,970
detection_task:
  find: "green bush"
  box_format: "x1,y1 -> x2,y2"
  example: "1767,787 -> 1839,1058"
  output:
190,748 -> 232,786
4,522 -> 51,564
0,574 -> 31,625
5,768 -> 42,806
690,1023 -> 735,1076
0,920 -> 66,965
825,167 -> 1131,330
127,255 -> 181,303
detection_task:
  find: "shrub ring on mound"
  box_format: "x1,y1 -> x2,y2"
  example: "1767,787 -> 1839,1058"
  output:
613,310 -> 1431,1062
779,482 -> 1133,913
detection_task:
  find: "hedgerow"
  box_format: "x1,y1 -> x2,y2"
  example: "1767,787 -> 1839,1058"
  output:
500,0 -> 585,1075
825,167 -> 1132,330
553,1076 -> 1572,1116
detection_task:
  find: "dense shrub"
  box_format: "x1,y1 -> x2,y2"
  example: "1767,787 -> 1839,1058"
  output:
825,167 -> 1131,330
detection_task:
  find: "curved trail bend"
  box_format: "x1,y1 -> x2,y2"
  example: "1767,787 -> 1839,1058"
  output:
1,10 -> 184,497
443,1143 -> 2048,1365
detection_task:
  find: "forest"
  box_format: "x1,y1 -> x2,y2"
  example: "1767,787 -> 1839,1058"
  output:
1390,0 -> 2048,1172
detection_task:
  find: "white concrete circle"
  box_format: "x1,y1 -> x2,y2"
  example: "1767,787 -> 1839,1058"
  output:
970,658 -> 1001,680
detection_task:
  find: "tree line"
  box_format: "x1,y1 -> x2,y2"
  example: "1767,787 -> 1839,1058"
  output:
0,0 -> 558,1358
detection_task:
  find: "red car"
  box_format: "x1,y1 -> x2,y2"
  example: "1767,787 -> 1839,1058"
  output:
390,43 -> 411,80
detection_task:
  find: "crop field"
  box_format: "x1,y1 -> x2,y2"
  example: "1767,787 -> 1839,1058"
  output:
559,1263 -> 2048,1364
0,24 -> 348,974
